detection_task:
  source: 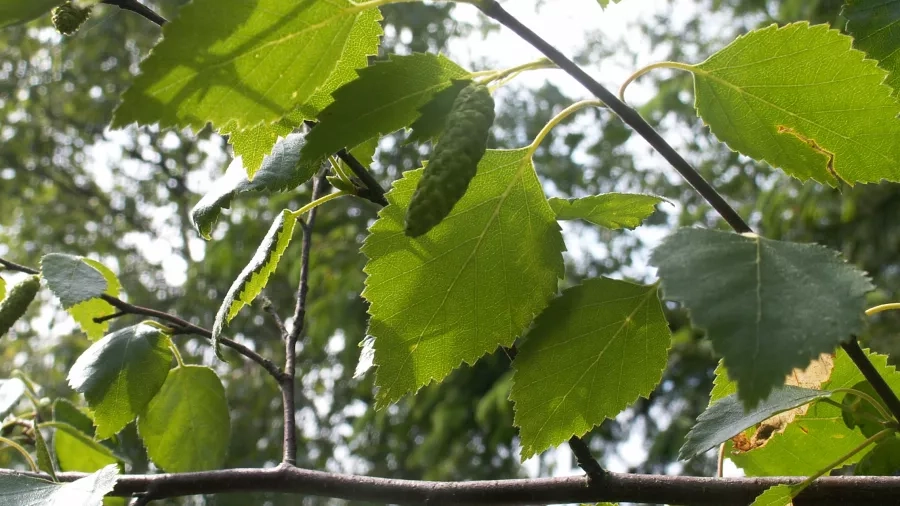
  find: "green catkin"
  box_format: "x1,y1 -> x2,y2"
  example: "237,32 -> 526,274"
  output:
404,84 -> 495,237
0,276 -> 40,338
52,1 -> 92,36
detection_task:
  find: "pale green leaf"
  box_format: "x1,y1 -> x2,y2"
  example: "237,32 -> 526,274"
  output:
0,379 -> 25,417
41,254 -> 106,309
856,437 -> 900,475
0,276 -> 40,338
510,278 -> 670,459
212,209 -> 297,358
0,276 -> 6,301
843,0 -> 900,95
302,53 -> 470,161
137,366 -> 229,472
709,360 -> 736,404
224,7 -> 383,176
43,422 -> 119,473
596,0 -> 624,7
750,485 -> 795,506
68,259 -> 121,341
549,193 -> 665,229
112,1 -> 376,131
0,0 -> 60,28
363,148 -> 565,406
728,348 -> 895,475
405,79 -> 472,145
66,324 -> 172,439
0,464 -> 118,506
680,386 -> 832,460
191,135 -> 321,240
690,23 -> 900,185
651,228 -> 873,408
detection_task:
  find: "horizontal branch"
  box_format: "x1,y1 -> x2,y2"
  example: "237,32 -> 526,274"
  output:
4,465 -> 899,505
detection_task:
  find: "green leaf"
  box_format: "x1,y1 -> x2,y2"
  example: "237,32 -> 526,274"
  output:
33,424 -> 56,481
842,380 -> 891,437
855,436 -> 900,475
843,0 -> 900,95
66,324 -> 173,440
137,366 -> 230,472
191,135 -> 322,240
224,7 -> 383,177
0,0 -> 60,29
41,254 -> 106,309
651,228 -> 873,408
690,22 -> 900,185
52,399 -> 94,437
212,209 -> 298,357
405,79 -> 473,145
596,0 -> 624,7
0,379 -> 25,417
510,278 -> 671,459
750,485 -> 795,506
363,148 -> 565,407
0,276 -> 6,301
112,1 -> 377,131
301,53 -> 470,161
0,276 -> 40,338
0,464 -> 118,506
68,259 -> 121,341
709,360 -> 737,404
548,193 -> 666,229
728,348 -> 895,476
43,422 -> 119,473
680,386 -> 832,460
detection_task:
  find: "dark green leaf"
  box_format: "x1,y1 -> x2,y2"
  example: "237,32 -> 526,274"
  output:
302,53 -> 469,161
211,210 -> 298,358
137,366 -> 230,472
651,228 -> 873,407
843,0 -> 900,94
0,276 -> 40,338
680,386 -> 832,460
191,135 -> 322,240
856,437 -> 900,475
0,464 -> 118,506
41,254 -> 106,309
842,380 -> 891,437
52,399 -> 94,437
405,79 -> 472,145
33,424 -> 56,481
511,278 -> 671,459
66,324 -> 172,439
549,193 -> 666,229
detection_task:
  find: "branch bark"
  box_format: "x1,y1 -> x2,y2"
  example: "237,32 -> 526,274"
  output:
101,0 -> 167,26
5,466 -> 899,505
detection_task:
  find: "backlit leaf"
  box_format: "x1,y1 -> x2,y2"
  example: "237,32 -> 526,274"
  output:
67,259 -> 121,341
191,135 -> 322,240
0,464 -> 118,506
549,193 -> 665,229
363,149 -> 565,407
0,0 -> 60,28
855,437 -> 900,475
43,422 -> 119,473
224,7 -> 383,176
843,0 -> 900,94
680,386 -> 832,460
0,276 -> 5,301
302,53 -> 470,161
67,324 -> 172,439
728,348 -> 895,475
750,485 -> 795,506
0,379 -> 25,417
690,23 -> 900,185
137,366 -> 230,472
112,1 -> 377,131
651,228 -> 872,407
33,423 -> 56,481
211,209 -> 298,358
511,278 -> 670,459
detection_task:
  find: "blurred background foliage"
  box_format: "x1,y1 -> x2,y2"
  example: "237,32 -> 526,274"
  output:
1,0 -> 897,504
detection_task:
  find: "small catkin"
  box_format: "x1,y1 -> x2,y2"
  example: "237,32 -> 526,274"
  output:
52,1 -> 92,36
0,275 -> 40,338
404,83 -> 495,237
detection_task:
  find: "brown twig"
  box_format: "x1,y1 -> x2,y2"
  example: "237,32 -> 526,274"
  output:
101,0 -> 167,26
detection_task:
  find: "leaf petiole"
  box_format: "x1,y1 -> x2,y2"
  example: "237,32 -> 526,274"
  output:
833,387 -> 894,422
0,436 -> 37,472
290,191 -> 347,219
528,100 -> 605,158
866,303 -> 900,316
618,60 -> 694,102
328,156 -> 354,186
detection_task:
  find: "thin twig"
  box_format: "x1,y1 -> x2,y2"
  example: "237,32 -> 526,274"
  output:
93,311 -> 127,324
260,295 -> 289,340
303,120 -> 388,207
568,436 -> 606,480
101,0 -> 167,26
0,258 -> 39,275
475,0 -> 751,235
282,176 -> 325,465
841,338 -> 900,423
7,466 -> 900,505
